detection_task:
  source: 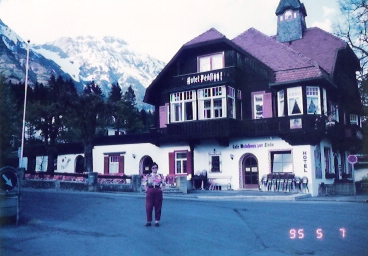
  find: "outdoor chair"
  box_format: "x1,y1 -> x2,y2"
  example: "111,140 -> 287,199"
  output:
301,176 -> 309,193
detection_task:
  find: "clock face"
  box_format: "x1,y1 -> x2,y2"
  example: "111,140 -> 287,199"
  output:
285,10 -> 293,20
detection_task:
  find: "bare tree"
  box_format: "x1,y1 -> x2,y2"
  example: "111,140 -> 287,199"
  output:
335,0 -> 368,78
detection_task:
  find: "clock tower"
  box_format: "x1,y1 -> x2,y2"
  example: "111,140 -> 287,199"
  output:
276,0 -> 307,43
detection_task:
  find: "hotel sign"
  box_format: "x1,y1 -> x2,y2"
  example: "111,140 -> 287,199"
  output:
186,71 -> 224,85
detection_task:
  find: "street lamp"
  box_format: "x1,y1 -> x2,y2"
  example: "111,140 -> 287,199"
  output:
19,40 -> 30,168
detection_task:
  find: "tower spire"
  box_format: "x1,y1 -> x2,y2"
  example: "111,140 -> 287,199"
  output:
276,0 -> 307,43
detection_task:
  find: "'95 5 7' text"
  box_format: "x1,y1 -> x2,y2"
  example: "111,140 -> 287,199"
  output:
289,228 -> 346,239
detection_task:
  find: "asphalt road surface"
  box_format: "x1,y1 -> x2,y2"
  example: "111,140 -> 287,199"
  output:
1,190 -> 367,256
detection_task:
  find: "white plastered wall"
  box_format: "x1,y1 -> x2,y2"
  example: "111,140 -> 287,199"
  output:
57,154 -> 84,173
92,142 -> 190,176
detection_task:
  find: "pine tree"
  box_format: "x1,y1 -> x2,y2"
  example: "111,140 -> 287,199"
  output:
0,75 -> 21,167
26,75 -> 79,172
121,85 -> 144,133
64,80 -> 107,172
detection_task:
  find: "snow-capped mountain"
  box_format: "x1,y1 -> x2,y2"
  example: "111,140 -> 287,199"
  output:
0,19 -> 72,86
32,36 -> 166,109
0,19 -> 165,109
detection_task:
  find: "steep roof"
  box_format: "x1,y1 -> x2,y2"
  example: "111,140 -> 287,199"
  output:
232,28 -> 324,83
184,28 -> 227,46
282,27 -> 357,74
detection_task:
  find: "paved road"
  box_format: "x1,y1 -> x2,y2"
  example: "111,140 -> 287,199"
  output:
1,190 -> 367,256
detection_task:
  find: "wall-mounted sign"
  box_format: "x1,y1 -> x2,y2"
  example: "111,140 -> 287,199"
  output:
303,151 -> 308,172
186,71 -> 223,85
232,142 -> 274,149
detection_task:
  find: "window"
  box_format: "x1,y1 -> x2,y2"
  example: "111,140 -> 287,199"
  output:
287,87 -> 303,115
350,114 -> 359,125
253,94 -> 264,119
314,145 -> 322,179
306,86 -> 320,114
109,156 -> 119,174
170,91 -> 196,122
271,151 -> 292,173
211,155 -> 220,172
227,87 -> 236,118
329,102 -> 339,122
198,86 -> 226,119
175,152 -> 187,174
104,154 -> 124,174
198,53 -> 224,72
324,147 -> 332,176
214,99 -> 223,117
322,89 -> 327,115
169,150 -> 192,175
277,90 -> 285,117
252,91 -> 272,119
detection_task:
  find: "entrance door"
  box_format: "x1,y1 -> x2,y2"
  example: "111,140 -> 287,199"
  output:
243,155 -> 259,189
75,155 -> 84,173
142,156 -> 153,175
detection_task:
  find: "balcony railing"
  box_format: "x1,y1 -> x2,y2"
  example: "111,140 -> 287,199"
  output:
172,67 -> 238,88
149,115 -> 363,150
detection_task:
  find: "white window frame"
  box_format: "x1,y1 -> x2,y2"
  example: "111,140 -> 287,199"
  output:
277,90 -> 285,117
287,87 -> 303,115
271,151 -> 292,173
329,102 -> 339,122
253,93 -> 264,119
198,52 -> 224,72
198,86 -> 226,120
322,88 -> 327,115
175,152 -> 187,174
350,114 -> 359,125
227,87 -> 236,119
109,156 -> 119,174
209,151 -> 221,173
170,91 -> 197,122
306,86 -> 321,114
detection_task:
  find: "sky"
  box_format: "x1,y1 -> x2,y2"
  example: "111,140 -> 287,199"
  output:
0,0 -> 341,62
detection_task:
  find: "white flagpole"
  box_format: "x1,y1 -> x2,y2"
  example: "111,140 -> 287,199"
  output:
19,40 -> 30,168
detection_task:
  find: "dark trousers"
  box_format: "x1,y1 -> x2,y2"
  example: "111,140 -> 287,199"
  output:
145,188 -> 163,222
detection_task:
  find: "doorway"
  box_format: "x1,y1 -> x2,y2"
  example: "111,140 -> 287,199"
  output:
75,155 -> 84,173
242,154 -> 259,189
140,156 -> 153,175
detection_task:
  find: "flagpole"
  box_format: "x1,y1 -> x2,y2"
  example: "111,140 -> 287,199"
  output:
19,40 -> 30,168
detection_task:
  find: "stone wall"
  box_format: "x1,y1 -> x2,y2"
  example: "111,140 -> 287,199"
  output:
334,183 -> 355,196
22,174 -> 142,193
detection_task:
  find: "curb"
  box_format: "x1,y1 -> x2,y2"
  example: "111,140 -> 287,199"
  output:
196,194 -> 311,201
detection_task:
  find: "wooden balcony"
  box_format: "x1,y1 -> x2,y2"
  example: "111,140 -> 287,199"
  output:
149,115 -> 363,150
171,67 -> 238,89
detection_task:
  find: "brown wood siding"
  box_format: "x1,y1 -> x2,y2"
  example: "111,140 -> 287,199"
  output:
169,152 -> 175,175
104,155 -> 109,174
119,155 -> 124,174
186,151 -> 192,175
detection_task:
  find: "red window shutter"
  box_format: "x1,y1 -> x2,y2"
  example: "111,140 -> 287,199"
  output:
169,152 -> 175,175
186,151 -> 193,175
104,155 -> 109,174
263,93 -> 273,118
119,155 -> 124,174
159,104 -> 168,128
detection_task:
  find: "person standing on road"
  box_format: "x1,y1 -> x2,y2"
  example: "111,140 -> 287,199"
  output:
142,162 -> 165,227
